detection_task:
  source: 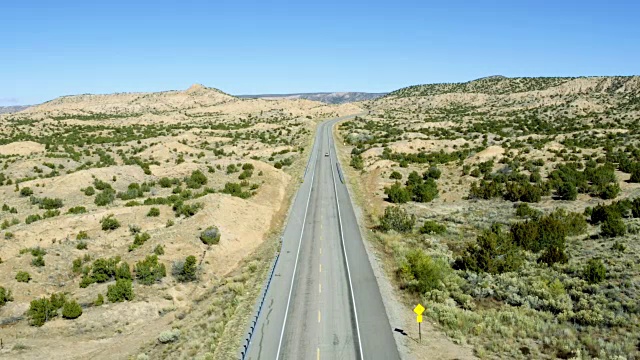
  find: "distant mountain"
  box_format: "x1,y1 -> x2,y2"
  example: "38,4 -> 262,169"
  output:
386,76 -> 581,98
384,75 -> 640,99
0,105 -> 30,114
238,92 -> 387,104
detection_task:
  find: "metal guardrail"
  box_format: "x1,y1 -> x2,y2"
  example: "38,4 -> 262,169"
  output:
239,249 -> 281,359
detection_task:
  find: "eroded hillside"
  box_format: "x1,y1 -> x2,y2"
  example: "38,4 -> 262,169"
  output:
0,85 -> 361,359
338,76 -> 640,359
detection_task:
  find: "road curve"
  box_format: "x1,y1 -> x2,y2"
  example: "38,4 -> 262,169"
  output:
245,116 -> 400,360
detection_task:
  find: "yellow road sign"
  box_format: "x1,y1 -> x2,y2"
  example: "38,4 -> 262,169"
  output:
416,314 -> 423,323
413,303 -> 425,315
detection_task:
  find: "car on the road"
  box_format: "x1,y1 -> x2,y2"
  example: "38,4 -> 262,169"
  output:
325,152 -> 329,157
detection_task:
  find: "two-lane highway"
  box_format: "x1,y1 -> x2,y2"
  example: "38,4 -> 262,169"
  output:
246,116 -> 400,360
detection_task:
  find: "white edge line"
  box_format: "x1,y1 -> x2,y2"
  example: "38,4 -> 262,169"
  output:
328,121 -> 364,360
275,125 -> 319,359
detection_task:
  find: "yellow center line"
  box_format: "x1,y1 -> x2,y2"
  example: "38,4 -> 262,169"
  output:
319,283 -> 322,293
318,310 -> 321,323
320,247 -> 322,255
317,348 -> 320,360
319,264 -> 322,273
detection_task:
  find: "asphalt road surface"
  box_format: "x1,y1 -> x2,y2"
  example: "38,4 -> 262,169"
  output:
245,116 -> 400,360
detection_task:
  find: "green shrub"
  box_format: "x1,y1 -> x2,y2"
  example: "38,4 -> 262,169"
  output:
43,209 -> 60,218
598,183 -> 620,200
200,226 -> 221,245
612,241 -> 626,252
82,186 -> 95,196
406,171 -> 422,187
632,198 -> 640,218
16,271 -> 31,283
600,216 -> 626,238
530,172 -> 542,183
590,202 -> 625,224
147,207 -> 160,217
238,169 -> 253,180
135,255 -> 166,285
504,181 -> 542,203
28,297 -> 58,326
32,197 -> 64,210
583,258 -> 606,284
398,250 -> 451,294
1,217 -> 18,230
186,169 -> 208,189
173,201 -> 204,217
454,224 -> 523,274
22,246 -> 46,257
557,182 -> 578,201
154,245 -> 165,255
94,293 -> 104,306
221,182 -> 251,199
80,256 -> 126,287
0,286 -> 13,307
226,164 -> 238,174
515,203 -> 541,218
25,214 -> 42,224
537,244 -> 569,266
173,255 -> 197,282
32,255 -> 45,267
67,206 -> 87,214
107,279 -> 134,302
159,177 -> 175,188
100,214 -> 120,231
389,171 -> 402,180
511,209 -> 585,256
51,293 -> 67,311
76,231 -> 89,240
411,179 -> 438,202
419,220 -> 446,235
379,206 -> 415,233
62,300 -> 83,319
95,189 -> 116,206
469,180 -> 503,199
116,262 -> 132,280
93,179 -> 112,191
423,166 -> 441,180
350,154 -> 364,170
384,182 -> 411,204
20,187 -> 33,197
158,329 -> 181,344
128,231 -> 150,251
72,258 -> 83,273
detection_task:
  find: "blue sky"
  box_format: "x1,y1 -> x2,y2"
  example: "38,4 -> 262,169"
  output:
2,0 -> 639,105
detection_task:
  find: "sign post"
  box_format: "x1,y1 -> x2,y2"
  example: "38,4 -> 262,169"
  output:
413,304 -> 425,344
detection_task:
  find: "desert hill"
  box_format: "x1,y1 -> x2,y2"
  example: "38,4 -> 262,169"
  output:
386,75 -> 640,98
0,84 -> 362,359
14,84 -> 362,120
338,75 -> 640,359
